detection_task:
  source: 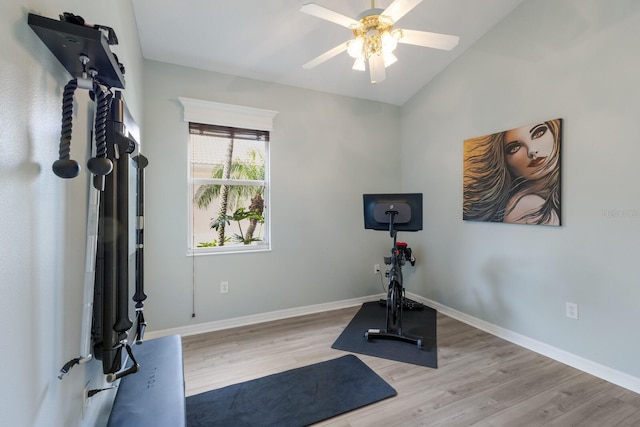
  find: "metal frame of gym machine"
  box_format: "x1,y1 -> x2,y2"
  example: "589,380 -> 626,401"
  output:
93,92 -> 148,382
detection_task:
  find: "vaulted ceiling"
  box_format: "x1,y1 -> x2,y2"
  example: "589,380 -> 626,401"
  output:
132,0 -> 525,106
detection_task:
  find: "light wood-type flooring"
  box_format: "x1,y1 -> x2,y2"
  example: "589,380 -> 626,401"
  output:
182,306 -> 640,426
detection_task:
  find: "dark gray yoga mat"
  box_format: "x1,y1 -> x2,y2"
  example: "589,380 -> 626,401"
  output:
186,354 -> 396,427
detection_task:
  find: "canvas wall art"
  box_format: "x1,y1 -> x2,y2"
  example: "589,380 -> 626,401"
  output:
463,118 -> 562,226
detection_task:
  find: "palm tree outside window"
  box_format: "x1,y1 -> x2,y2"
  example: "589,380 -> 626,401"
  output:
189,123 -> 269,253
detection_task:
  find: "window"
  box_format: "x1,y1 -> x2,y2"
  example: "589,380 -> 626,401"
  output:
190,124 -> 268,251
179,98 -> 278,254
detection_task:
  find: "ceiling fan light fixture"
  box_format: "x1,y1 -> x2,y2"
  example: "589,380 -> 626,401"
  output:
347,37 -> 364,58
364,29 -> 382,58
300,0 -> 459,84
381,30 -> 399,52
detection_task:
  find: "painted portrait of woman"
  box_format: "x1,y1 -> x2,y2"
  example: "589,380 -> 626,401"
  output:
463,118 -> 561,226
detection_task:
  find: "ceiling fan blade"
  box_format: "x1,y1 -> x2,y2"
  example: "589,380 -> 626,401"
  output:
398,29 -> 460,50
302,41 -> 350,69
382,0 -> 423,23
368,54 -> 386,84
300,3 -> 360,29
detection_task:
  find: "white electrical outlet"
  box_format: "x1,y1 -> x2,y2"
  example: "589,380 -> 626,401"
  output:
220,281 -> 229,293
374,264 -> 380,274
566,302 -> 578,319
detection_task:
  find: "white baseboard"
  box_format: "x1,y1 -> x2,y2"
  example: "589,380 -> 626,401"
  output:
405,292 -> 640,395
145,294 -> 383,340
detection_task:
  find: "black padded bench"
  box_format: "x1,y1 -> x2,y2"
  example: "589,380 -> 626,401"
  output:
107,334 -> 186,427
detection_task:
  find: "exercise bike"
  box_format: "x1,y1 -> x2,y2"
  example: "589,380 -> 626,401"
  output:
363,193 -> 424,349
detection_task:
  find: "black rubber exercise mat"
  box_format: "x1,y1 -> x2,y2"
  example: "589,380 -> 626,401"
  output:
186,354 -> 396,427
332,301 -> 437,368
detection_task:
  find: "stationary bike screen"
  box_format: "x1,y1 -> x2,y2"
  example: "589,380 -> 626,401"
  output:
363,193 -> 423,233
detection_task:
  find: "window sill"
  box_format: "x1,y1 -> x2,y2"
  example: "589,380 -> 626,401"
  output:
187,245 -> 271,256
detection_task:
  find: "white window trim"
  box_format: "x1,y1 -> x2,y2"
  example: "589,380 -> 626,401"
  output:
179,97 -> 278,131
179,97 -> 278,255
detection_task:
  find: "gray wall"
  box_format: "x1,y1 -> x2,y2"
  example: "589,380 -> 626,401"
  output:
402,0 -> 640,378
142,60 -> 401,330
0,1 -> 144,426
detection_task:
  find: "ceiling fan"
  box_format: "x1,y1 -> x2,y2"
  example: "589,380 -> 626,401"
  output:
300,0 -> 460,84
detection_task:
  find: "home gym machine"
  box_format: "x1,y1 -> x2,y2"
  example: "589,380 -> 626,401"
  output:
29,12 -> 149,382
30,13 -> 186,427
363,193 -> 423,348
92,91 -> 149,382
